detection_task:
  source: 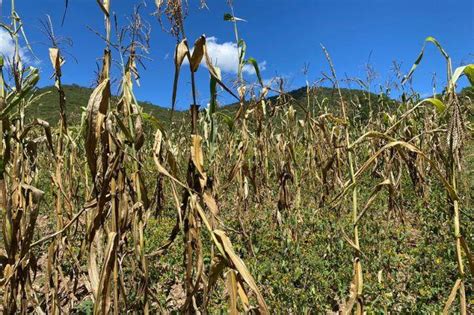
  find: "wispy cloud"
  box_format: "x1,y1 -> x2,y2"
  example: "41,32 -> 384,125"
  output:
263,76 -> 287,88
0,28 -> 30,63
185,36 -> 266,75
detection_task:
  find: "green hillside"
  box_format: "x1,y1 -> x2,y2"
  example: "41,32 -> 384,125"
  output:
27,84 -> 179,126
28,84 -> 394,127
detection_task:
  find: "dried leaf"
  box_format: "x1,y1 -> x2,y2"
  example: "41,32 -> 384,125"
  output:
85,78 -> 110,177
214,229 -> 268,313
190,36 -> 205,73
172,39 -> 189,110
48,48 -> 64,75
443,279 -> 461,314
226,270 -> 238,315
94,232 -> 118,314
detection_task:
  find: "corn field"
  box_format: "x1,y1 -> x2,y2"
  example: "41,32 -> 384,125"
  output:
0,0 -> 473,313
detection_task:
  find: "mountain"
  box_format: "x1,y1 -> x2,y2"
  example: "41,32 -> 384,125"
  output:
27,84 -> 180,127
223,85 -> 396,122
27,84 -> 395,127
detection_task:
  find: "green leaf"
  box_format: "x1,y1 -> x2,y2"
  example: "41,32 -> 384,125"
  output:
216,112 -> 234,131
425,36 -> 449,59
448,64 -> 474,91
141,112 -> 164,132
402,36 -> 449,85
223,13 -> 246,22
247,58 -> 263,87
402,48 -> 424,85
423,97 -> 446,113
1,67 -> 40,118
209,66 -> 221,115
238,39 -> 247,77
463,64 -> 474,86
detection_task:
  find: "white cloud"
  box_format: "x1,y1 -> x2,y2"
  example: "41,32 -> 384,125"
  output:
0,28 -> 29,63
185,36 -> 266,75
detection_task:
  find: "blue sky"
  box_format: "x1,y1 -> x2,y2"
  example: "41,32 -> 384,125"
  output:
0,0 -> 472,109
